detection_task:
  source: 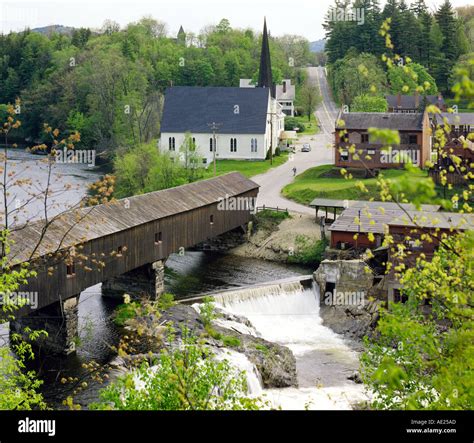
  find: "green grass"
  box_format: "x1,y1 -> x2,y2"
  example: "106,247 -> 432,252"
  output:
221,335 -> 241,348
256,209 -> 290,222
292,114 -> 320,136
202,152 -> 288,179
282,165 -> 432,205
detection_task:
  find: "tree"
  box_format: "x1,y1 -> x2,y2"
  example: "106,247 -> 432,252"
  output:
71,28 -> 91,48
361,232 -> 474,409
328,52 -> 387,105
351,94 -> 388,112
298,82 -> 321,121
388,63 -> 438,94
179,132 -> 204,183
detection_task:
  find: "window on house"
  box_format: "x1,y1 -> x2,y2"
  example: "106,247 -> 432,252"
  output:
210,214 -> 214,225
117,246 -> 124,257
367,149 -> 376,155
393,289 -> 408,303
66,262 -> 76,277
188,137 -> 196,151
251,138 -> 258,153
409,135 -> 418,144
340,150 -> 349,162
230,138 -> 237,152
361,133 -> 369,143
155,232 -> 162,244
210,138 -> 215,152
169,137 -> 175,151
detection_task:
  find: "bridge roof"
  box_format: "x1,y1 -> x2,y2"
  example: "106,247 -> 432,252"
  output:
8,172 -> 259,264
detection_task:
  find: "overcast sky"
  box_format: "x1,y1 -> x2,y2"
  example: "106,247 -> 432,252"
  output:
0,0 -> 470,41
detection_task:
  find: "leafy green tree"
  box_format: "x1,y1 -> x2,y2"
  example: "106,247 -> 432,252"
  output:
351,94 -> 388,112
297,82 -> 321,121
328,52 -> 387,105
388,62 -> 438,94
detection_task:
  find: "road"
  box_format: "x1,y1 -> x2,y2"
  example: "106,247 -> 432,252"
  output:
253,66 -> 338,214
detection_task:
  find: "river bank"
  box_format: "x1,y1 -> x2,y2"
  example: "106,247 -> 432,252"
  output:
231,212 -> 322,263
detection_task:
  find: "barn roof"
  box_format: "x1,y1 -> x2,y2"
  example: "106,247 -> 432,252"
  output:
160,86 -> 270,134
310,199 -> 440,212
329,206 -> 474,235
336,112 -> 424,131
385,94 -> 444,109
388,211 -> 474,230
434,112 -> 474,126
8,172 -> 259,263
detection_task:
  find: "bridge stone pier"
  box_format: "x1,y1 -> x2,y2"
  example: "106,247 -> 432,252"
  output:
10,295 -> 79,355
102,260 -> 166,300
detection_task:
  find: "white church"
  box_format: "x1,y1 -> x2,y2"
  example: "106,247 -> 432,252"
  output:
159,19 -> 285,163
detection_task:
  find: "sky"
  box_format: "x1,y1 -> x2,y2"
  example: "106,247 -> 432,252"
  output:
0,0 -> 470,41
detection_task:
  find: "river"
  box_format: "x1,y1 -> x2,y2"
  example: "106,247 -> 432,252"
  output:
1,149 -> 366,409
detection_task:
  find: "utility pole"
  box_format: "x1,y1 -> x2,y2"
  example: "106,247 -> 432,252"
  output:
207,122 -> 221,176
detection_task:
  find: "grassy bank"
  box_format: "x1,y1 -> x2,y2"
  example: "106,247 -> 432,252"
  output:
291,114 -> 320,136
202,152 -> 288,179
282,165 -> 432,205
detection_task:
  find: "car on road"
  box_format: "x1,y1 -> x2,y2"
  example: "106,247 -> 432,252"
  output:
301,144 -> 311,152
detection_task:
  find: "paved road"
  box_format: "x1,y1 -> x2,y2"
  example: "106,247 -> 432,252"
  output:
253,67 -> 338,214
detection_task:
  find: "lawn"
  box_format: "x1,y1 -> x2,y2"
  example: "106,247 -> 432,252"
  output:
288,114 -> 320,136
202,152 -> 288,179
282,165 -> 433,204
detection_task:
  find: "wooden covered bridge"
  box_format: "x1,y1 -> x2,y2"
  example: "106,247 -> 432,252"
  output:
7,172 -> 259,354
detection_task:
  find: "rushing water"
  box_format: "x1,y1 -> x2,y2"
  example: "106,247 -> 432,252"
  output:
214,283 -> 369,409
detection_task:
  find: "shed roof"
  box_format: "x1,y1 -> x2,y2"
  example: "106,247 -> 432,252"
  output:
9,172 -> 259,263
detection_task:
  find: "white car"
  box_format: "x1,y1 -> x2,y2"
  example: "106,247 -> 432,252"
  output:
301,144 -> 311,152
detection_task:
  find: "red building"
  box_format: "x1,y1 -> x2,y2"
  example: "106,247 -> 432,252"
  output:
334,111 -> 431,169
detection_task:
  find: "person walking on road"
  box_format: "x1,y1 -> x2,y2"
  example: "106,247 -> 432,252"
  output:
292,167 -> 297,176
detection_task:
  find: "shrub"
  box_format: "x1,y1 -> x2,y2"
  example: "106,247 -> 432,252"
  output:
158,293 -> 175,311
288,236 -> 328,266
93,330 -> 262,410
199,296 -> 218,327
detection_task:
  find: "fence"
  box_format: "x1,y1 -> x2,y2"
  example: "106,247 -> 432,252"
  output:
255,205 -> 289,214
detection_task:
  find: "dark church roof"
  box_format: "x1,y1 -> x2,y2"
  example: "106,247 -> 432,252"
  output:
257,17 -> 275,98
160,86 -> 270,134
336,112 -> 424,131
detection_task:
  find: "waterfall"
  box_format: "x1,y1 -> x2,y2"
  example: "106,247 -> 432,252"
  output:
215,282 -> 350,357
216,349 -> 263,397
211,281 -> 369,409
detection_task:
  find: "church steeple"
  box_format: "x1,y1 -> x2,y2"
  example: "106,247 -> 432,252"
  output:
257,18 -> 275,98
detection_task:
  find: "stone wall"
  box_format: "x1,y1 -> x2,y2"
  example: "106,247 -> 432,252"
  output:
314,259 -> 381,339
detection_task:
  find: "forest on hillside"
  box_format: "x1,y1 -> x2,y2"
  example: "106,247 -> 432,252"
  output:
0,18 -> 314,161
324,0 -> 473,108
